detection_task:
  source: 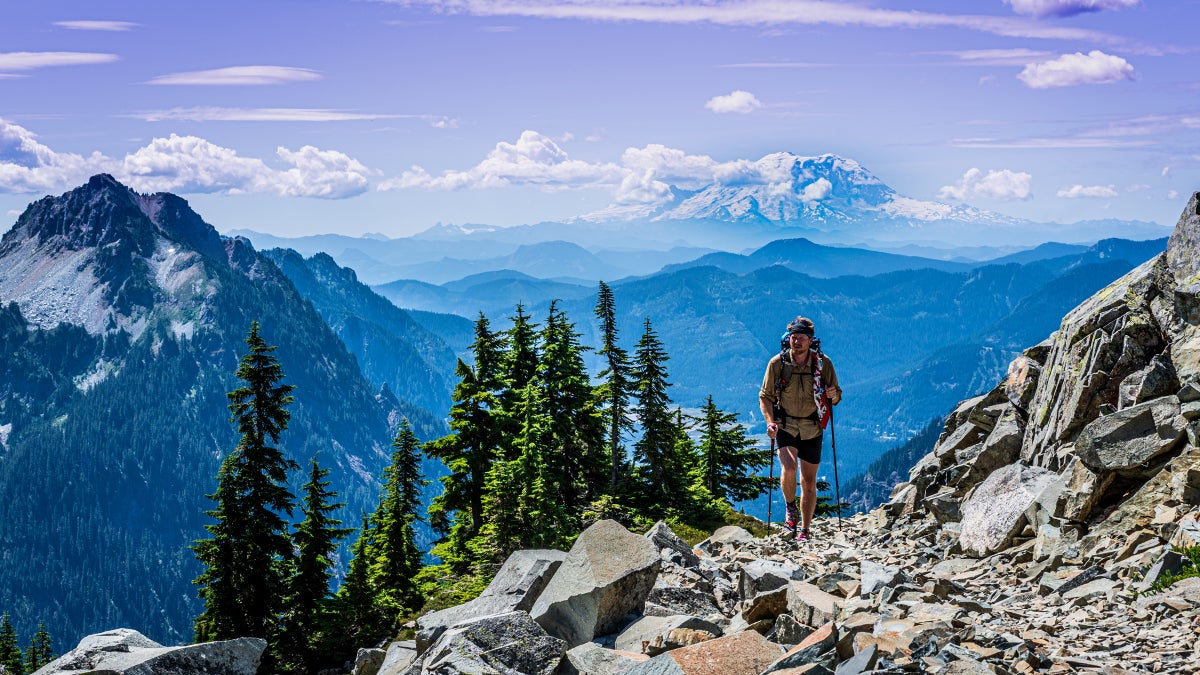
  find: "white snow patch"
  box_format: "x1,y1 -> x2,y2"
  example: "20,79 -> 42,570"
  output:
879,197 -> 954,221
0,423 -> 10,450
74,359 -> 116,392
346,453 -> 373,485
171,320 -> 195,341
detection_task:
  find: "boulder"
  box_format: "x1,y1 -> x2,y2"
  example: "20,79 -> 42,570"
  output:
623,629 -> 782,675
765,622 -> 838,673
418,548 -> 567,650
1118,355 -> 1180,409
531,519 -> 661,647
959,406 -> 1023,488
1076,395 -> 1186,476
786,581 -> 841,627
742,585 -> 789,624
562,642 -> 650,675
34,628 -> 264,675
858,560 -> 907,598
695,526 -> 754,555
420,611 -> 566,675
643,587 -> 721,620
739,559 -> 804,600
958,462 -> 1058,557
646,521 -> 701,568
614,615 -> 723,656
352,647 -> 386,675
1005,349 -> 1045,412
376,640 -> 418,675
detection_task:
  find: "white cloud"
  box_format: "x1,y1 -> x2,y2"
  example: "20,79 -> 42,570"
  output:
1162,166 -> 1171,176
620,144 -> 716,186
1004,0 -> 1138,18
130,107 -> 413,122
0,52 -> 118,71
146,66 -> 322,86
380,1 -> 1117,43
938,48 -> 1053,66
53,20 -> 139,31
0,118 -> 105,192
1017,50 -> 1134,89
0,119 -> 372,199
120,135 -> 371,198
613,169 -> 673,205
1168,190 -> 1179,200
705,90 -> 763,114
800,177 -> 833,202
1056,184 -> 1117,198
381,130 -> 624,191
939,168 -> 1032,201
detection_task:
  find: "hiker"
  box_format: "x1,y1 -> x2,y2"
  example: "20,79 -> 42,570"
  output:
759,316 -> 842,542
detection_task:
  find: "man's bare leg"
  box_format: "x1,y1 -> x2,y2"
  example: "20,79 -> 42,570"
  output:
799,459 -> 819,532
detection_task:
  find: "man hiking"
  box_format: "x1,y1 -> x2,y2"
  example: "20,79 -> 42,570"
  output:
759,316 -> 842,542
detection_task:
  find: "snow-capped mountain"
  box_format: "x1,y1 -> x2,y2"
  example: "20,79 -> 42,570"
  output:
650,153 -> 1017,227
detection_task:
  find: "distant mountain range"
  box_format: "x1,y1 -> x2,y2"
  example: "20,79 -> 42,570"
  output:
233,152 -> 1171,288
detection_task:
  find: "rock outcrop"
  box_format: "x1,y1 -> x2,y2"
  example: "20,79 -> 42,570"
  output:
34,628 -> 264,675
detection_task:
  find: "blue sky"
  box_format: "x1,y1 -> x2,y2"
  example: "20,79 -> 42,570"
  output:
1,0 -> 1196,238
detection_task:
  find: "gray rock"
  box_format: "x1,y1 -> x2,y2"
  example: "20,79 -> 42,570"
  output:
924,490 -> 962,524
960,405 -> 1023,487
834,644 -> 879,675
35,628 -> 264,675
739,559 -> 804,600
772,613 -> 813,647
353,648 -> 386,675
787,581 -> 842,627
695,526 -> 754,555
742,585 -> 789,624
859,560 -> 907,598
377,640 -> 418,675
614,615 -> 722,656
646,521 -> 701,568
420,611 -> 566,675
1134,550 -> 1187,592
958,462 -> 1058,557
562,642 -> 649,675
418,548 -> 567,650
642,587 -> 721,620
1076,395 -> 1187,476
1119,355 -> 1180,409
531,519 -> 661,647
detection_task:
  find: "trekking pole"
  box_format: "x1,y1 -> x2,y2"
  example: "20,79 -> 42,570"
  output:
829,408 -> 843,532
767,436 -> 775,533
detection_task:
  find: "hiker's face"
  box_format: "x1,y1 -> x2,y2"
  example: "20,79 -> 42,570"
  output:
789,333 -> 811,349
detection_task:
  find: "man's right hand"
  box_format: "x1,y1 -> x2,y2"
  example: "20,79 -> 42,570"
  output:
766,422 -> 778,439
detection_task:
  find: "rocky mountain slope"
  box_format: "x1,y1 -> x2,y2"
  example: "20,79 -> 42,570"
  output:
0,176 -> 440,646
310,192 -> 1200,674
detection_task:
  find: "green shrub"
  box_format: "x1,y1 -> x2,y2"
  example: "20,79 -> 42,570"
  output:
1144,546 -> 1200,595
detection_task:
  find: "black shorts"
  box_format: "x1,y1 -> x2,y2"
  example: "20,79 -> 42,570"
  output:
777,429 -> 823,465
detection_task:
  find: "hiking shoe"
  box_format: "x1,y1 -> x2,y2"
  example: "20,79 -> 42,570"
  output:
783,502 -> 800,533
796,528 -> 811,543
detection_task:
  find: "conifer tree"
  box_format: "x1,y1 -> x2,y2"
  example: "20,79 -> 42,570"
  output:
331,513 -> 386,648
593,281 -> 634,490
369,419 -> 429,619
426,315 -> 504,566
0,612 -> 22,675
494,304 -> 539,459
631,318 -> 688,517
279,457 -> 351,674
538,301 -> 605,510
24,623 -> 52,673
194,321 -> 298,643
480,383 -> 574,558
695,395 -> 773,504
